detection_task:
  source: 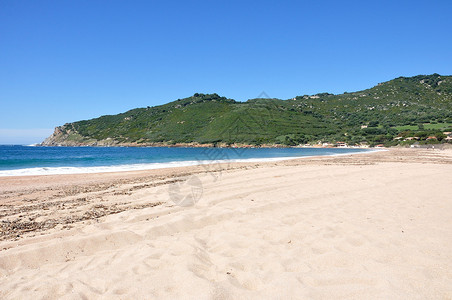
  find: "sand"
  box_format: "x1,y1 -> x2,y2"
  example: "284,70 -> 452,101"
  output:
0,148 -> 451,299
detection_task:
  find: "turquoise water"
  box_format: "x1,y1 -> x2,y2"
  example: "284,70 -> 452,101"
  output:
0,145 -> 372,176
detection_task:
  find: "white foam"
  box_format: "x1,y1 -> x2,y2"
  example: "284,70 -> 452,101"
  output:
0,156 -> 300,177
0,149 -> 378,177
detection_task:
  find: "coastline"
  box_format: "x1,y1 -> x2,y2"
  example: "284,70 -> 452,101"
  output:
0,147 -> 374,177
0,148 -> 451,298
0,148 -> 448,237
38,138 -> 374,149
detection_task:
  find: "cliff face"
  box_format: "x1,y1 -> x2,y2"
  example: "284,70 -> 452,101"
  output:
40,125 -> 118,146
41,126 -> 68,146
40,124 -> 176,147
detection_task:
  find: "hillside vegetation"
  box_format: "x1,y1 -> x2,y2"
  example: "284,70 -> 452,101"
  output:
42,74 -> 452,147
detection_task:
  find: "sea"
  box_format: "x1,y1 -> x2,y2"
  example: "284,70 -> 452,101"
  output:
0,145 -> 373,177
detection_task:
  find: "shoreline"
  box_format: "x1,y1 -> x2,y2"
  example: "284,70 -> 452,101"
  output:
37,140 -> 372,148
0,148 -> 375,177
0,147 -> 449,229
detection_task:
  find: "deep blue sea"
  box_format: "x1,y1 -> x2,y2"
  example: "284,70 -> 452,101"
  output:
0,145 -> 372,176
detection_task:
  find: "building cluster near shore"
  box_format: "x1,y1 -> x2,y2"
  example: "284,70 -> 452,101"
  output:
393,131 -> 452,142
298,141 -> 372,148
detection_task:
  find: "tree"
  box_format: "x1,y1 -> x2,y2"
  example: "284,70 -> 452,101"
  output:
368,120 -> 379,127
436,132 -> 446,141
284,136 -> 297,146
416,131 -> 429,139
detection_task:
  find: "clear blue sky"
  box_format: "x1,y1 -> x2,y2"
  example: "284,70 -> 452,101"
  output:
1,0 -> 451,144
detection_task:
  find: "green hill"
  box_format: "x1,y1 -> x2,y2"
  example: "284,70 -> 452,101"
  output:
42,74 -> 452,147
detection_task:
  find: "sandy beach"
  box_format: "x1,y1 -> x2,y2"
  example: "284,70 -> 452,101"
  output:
0,148 -> 451,299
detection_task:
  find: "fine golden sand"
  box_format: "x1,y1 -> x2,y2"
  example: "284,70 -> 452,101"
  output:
0,148 -> 451,299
